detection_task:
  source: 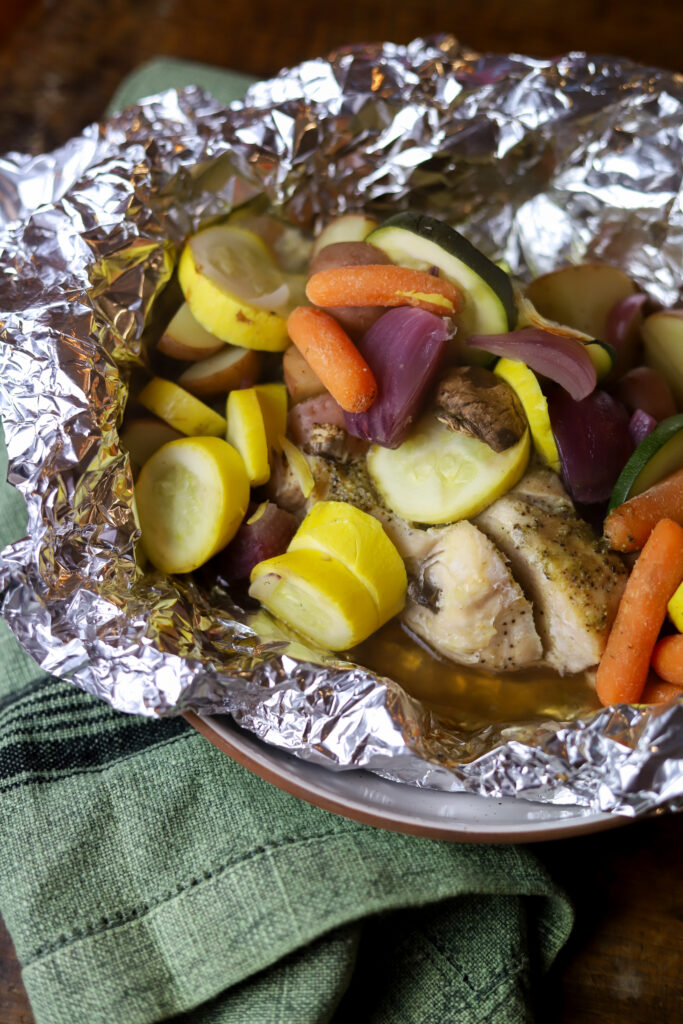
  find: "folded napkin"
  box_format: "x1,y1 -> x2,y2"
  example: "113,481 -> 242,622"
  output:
0,62 -> 573,1024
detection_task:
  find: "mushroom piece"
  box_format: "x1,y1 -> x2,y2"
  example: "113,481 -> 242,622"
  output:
435,365 -> 527,452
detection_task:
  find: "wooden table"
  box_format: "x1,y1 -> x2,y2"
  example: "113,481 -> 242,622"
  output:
0,1 -> 682,1021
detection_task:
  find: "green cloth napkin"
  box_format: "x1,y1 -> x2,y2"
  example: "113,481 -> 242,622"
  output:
0,61 -> 573,1024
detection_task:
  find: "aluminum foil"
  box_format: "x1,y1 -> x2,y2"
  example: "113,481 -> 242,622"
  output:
1,35 -> 683,817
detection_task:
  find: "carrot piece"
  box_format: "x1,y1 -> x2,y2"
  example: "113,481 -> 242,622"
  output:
603,466 -> 683,552
596,518 -> 683,706
640,676 -> 683,704
651,634 -> 683,686
306,265 -> 463,316
286,307 -> 377,413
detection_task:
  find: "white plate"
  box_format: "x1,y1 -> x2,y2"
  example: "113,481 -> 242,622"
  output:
187,712 -> 629,843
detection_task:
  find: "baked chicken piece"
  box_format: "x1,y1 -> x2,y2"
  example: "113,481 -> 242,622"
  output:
400,519 -> 542,672
475,466 -> 627,674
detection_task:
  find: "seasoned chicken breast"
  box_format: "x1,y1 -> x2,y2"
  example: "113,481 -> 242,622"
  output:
474,466 -> 627,674
401,520 -> 542,672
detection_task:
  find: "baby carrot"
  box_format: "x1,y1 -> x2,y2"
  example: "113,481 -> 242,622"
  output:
306,265 -> 463,316
651,634 -> 683,687
639,676 -> 683,705
603,466 -> 683,552
286,307 -> 377,413
596,518 -> 683,706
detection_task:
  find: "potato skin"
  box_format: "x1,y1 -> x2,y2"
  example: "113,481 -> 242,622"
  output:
325,304 -> 387,340
613,366 -> 677,422
177,348 -> 262,397
283,345 -> 326,403
309,241 -> 391,277
309,242 -> 391,341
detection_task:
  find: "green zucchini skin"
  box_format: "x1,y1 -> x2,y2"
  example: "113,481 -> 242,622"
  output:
608,413 -> 683,512
367,212 -> 517,332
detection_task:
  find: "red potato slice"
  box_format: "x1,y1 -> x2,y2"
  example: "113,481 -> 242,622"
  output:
120,417 -> 183,476
642,311 -> 683,407
287,393 -> 347,447
283,345 -> 327,403
212,501 -> 298,582
287,392 -> 369,461
309,242 -> 391,277
157,302 -> 226,361
613,366 -> 677,422
525,264 -> 639,341
177,345 -> 262,397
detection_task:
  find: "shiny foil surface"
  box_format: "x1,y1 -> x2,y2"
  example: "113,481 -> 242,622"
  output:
1,36 -> 682,815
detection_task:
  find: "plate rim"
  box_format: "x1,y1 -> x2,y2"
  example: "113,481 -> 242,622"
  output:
185,711 -> 631,843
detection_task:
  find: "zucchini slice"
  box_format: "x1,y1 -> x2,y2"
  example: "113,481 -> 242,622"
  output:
366,213 -> 516,342
367,412 -> 530,525
608,413 -> 683,512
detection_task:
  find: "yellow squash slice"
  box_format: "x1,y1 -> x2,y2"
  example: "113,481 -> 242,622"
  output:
178,225 -> 290,351
289,501 -> 407,621
138,378 -> 227,437
494,358 -> 561,473
249,548 -> 380,650
135,437 -> 249,574
668,581 -> 683,632
226,388 -> 270,486
255,382 -> 288,453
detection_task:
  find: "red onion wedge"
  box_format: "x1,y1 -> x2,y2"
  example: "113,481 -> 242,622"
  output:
606,292 -> 647,376
344,307 -> 450,448
629,409 -> 658,447
465,328 -> 597,401
546,385 -> 633,504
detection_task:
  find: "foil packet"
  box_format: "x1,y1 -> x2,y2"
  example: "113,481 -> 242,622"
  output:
1,35 -> 682,816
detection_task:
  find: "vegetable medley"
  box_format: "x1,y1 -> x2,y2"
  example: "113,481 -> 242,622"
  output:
125,204 -> 683,709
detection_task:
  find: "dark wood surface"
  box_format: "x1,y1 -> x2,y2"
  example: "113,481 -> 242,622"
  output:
0,917 -> 32,1024
3,0 -> 683,156
0,1 -> 682,1021
540,814 -> 683,1022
